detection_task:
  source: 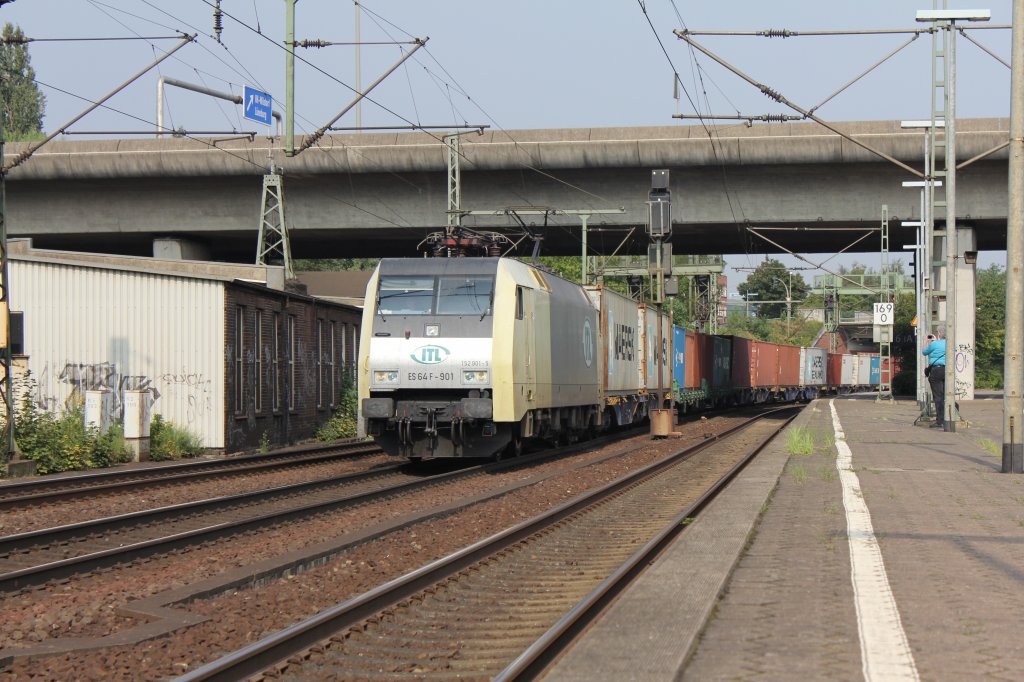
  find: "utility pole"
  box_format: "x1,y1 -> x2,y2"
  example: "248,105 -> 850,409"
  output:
1003,0 -> 1024,473
648,170 -> 672,437
285,0 -> 296,155
917,5 -> 990,432
354,0 -> 362,131
1,116 -> 35,477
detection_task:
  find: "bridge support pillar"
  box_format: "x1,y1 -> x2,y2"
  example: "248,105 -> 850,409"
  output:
934,227 -> 976,400
153,237 -> 210,261
952,227 -> 977,400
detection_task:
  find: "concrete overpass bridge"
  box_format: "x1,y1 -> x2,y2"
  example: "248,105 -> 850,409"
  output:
4,118 -> 1009,261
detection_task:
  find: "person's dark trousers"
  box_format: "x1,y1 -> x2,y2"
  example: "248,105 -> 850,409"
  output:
928,367 -> 946,424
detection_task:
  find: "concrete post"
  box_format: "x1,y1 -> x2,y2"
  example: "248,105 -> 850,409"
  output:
285,0 -> 296,156
953,227 -> 976,399
943,23 -> 959,432
1003,0 -> 1024,473
124,390 -> 152,461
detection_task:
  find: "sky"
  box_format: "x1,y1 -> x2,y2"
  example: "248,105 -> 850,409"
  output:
0,0 -> 1013,292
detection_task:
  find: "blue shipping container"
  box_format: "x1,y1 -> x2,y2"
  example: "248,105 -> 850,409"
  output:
672,324 -> 687,391
870,356 -> 881,386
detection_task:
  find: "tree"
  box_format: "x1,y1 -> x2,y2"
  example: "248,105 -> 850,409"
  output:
0,23 -> 45,141
737,258 -> 810,320
292,258 -> 380,271
975,264 -> 1006,389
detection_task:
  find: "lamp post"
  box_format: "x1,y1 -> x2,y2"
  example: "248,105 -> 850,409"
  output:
773,272 -> 795,332
744,292 -> 758,318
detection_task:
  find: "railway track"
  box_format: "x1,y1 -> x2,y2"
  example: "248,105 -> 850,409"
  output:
178,406 -> 799,682
0,462 -> 444,593
0,440 -> 381,509
0,423 -> 659,594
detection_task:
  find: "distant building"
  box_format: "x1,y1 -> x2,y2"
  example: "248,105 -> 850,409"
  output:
10,240 -> 361,452
296,270 -> 373,308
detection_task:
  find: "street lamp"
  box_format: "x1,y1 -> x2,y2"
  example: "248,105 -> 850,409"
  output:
772,272 -> 796,331
743,292 -> 758,318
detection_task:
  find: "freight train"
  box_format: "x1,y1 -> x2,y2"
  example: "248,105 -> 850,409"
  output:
358,257 -> 883,461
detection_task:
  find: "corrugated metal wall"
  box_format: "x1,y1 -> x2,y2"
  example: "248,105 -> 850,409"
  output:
11,260 -> 227,448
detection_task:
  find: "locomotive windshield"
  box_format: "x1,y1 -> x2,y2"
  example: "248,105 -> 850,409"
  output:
377,276 -> 434,315
377,275 -> 493,316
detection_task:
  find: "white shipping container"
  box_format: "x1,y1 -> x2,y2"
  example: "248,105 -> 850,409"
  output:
841,354 -> 858,386
641,305 -> 672,392
856,355 -> 872,386
799,347 -> 827,387
11,258 -> 227,448
585,286 -> 642,394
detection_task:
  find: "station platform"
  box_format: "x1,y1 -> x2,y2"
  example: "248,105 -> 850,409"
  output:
546,394 -> 1024,681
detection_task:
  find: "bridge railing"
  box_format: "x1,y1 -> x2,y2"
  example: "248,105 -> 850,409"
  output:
813,272 -> 913,293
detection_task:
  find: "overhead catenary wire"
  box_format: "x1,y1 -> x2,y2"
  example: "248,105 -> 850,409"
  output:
0,35 -> 186,43
3,34 -> 196,174
357,1 -> 617,207
10,4 -> 436,242
636,0 -> 751,261
28,77 -> 419,233
957,27 -> 1011,69
673,30 -> 924,179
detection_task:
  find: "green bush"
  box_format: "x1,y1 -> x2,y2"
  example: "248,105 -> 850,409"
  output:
12,378 -> 131,474
149,414 -> 203,461
316,376 -> 358,441
892,370 -> 917,397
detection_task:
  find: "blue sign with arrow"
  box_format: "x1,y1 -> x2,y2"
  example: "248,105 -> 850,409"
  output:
243,85 -> 273,125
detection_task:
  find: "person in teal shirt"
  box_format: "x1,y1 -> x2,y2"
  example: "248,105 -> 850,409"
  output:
922,327 -> 947,428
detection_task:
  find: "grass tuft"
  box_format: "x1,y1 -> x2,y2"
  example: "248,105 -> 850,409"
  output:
786,426 -> 815,457
977,438 -> 999,457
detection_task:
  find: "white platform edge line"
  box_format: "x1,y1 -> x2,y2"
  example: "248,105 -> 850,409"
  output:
829,399 -> 920,682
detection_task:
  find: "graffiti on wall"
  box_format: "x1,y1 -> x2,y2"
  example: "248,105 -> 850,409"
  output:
954,342 -> 975,398
32,360 -> 160,416
160,369 -> 212,424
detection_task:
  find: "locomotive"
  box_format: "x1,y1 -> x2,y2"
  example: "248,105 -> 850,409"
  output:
359,257 -> 880,461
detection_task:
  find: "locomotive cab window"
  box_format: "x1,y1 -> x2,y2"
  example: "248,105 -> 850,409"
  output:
436,276 -> 493,316
377,275 -> 494,316
377,276 -> 434,315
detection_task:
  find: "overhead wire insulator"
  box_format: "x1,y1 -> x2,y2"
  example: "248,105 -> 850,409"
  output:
759,85 -> 783,103
213,0 -> 223,44
296,39 -> 330,48
758,29 -> 796,38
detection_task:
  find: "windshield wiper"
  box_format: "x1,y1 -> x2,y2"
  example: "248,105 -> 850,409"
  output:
481,287 -> 494,321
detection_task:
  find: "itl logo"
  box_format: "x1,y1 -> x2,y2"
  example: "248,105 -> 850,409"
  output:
411,345 -> 450,365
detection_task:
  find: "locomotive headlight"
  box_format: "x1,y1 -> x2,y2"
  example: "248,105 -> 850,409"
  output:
373,370 -> 399,385
462,370 -> 489,384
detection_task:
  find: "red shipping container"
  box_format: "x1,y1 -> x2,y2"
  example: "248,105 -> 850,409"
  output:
777,344 -> 801,386
684,329 -> 704,390
730,336 -> 754,388
752,341 -> 777,387
827,353 -> 843,386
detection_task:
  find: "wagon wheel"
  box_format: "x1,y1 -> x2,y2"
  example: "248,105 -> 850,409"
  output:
506,424 -> 524,458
